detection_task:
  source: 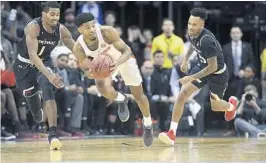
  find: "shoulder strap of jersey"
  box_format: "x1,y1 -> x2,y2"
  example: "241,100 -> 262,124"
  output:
77,35 -> 91,56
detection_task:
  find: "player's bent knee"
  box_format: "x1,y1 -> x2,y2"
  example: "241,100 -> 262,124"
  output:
38,76 -> 55,101
178,89 -> 190,101
42,84 -> 55,101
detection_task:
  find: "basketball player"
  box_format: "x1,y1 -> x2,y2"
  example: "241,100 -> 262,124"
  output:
72,13 -> 153,147
158,8 -> 238,145
13,2 -> 75,149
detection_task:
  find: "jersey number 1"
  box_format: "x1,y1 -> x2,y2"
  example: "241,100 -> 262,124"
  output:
38,46 -> 46,56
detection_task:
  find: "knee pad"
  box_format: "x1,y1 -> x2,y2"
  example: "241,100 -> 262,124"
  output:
37,75 -> 55,101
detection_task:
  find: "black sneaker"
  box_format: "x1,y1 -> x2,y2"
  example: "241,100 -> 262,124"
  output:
143,124 -> 154,147
48,133 -> 62,150
1,129 -> 16,140
117,94 -> 130,122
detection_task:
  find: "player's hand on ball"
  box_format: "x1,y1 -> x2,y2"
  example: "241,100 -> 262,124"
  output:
110,62 -> 118,74
178,76 -> 195,85
181,61 -> 188,73
47,73 -> 64,89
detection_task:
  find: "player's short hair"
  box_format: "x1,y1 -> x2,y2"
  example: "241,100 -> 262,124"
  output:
75,13 -> 95,28
190,8 -> 208,21
153,50 -> 163,56
41,1 -> 61,12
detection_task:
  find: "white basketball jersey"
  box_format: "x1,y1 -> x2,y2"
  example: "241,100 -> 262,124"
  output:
77,25 -> 121,61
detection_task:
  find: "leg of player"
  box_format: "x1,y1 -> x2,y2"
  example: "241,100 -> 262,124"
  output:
95,77 -> 130,122
24,92 -> 43,123
38,75 -> 62,150
158,83 -> 199,145
129,84 -> 153,147
210,93 -> 238,121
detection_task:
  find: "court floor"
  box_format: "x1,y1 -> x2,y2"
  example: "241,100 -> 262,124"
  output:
1,137 -> 266,163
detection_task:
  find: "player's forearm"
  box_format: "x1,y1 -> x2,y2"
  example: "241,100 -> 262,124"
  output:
183,44 -> 194,62
116,49 -> 132,66
191,65 -> 217,79
62,37 -> 75,53
29,54 -> 52,77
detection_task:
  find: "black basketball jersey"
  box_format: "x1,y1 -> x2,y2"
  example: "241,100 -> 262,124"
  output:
18,17 -> 60,61
188,28 -> 225,71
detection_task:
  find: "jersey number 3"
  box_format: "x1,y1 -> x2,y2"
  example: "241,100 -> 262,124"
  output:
38,46 -> 46,56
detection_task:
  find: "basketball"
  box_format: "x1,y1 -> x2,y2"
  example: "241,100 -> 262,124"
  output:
90,54 -> 113,79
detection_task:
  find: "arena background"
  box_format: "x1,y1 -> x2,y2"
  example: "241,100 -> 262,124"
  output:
1,1 -> 266,163
1,0 -> 266,137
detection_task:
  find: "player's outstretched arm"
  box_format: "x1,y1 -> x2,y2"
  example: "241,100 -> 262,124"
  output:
60,25 -> 75,51
25,21 -> 53,77
103,26 -> 132,67
183,44 -> 194,62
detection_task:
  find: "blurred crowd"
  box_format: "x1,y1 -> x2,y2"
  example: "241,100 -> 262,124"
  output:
1,2 -> 266,140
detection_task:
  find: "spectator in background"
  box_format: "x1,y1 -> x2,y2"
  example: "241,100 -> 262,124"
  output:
237,65 -> 261,98
87,87 -> 107,135
1,25 -> 15,64
82,78 -> 98,135
104,11 -> 116,27
261,48 -> 266,99
234,85 -> 266,138
67,54 -> 85,132
223,26 -> 254,100
2,6 -> 31,54
1,35 -> 36,139
143,29 -> 153,60
77,1 -> 103,25
127,25 -> 146,68
141,60 -> 154,100
1,89 -> 16,140
150,51 -> 173,131
55,54 -> 84,137
115,25 -> 129,45
152,19 -> 184,69
64,9 -> 79,41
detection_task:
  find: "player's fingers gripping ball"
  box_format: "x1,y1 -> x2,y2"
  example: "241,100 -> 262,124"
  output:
90,54 -> 114,79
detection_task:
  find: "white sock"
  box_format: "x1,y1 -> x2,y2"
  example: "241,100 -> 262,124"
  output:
170,121 -> 178,134
143,116 -> 152,127
115,92 -> 125,102
228,103 -> 234,111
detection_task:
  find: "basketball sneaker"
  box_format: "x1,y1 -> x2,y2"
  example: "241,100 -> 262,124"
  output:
158,130 -> 176,145
49,134 -> 62,150
224,96 -> 238,121
117,94 -> 130,122
143,123 -> 154,147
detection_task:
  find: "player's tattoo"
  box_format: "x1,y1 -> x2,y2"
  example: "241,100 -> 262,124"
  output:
191,56 -> 218,79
